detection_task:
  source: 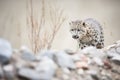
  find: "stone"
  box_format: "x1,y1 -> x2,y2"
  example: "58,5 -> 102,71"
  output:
75,61 -> 88,70
35,56 -> 57,80
20,46 -> 36,61
116,46 -> 120,53
0,38 -> 119,80
0,38 -> 12,64
70,54 -> 81,62
84,75 -> 93,80
54,51 -> 76,69
106,47 -> 119,58
36,50 -> 56,60
62,68 -> 70,74
111,56 -> 120,65
86,70 -> 99,80
103,60 -> 112,69
101,76 -> 112,80
91,74 -> 99,80
20,45 -> 32,53
0,65 -> 4,78
3,64 -> 16,80
77,69 -> 84,75
11,52 -> 28,69
81,46 -> 106,59
105,41 -> 120,59
21,51 -> 36,61
18,68 -> 41,80
65,49 -> 75,55
62,74 -> 69,80
92,57 -> 104,66
86,70 -> 97,76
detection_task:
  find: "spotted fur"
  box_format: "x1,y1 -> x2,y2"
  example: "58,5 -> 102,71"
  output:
69,18 -> 104,49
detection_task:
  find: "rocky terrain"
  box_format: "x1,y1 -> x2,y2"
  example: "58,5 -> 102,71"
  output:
0,38 -> 120,80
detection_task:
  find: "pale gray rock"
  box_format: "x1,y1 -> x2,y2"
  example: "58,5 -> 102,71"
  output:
64,49 -> 75,55
106,46 -> 119,58
20,46 -> 36,61
36,50 -> 56,60
35,57 -> 57,80
3,64 -> 16,80
84,75 -> 93,80
101,76 -> 112,80
21,51 -> 36,61
62,74 -> 69,80
86,70 -> 97,76
54,51 -> 76,69
106,41 -> 120,58
62,68 -> 71,74
81,46 -> 106,59
111,56 -> 120,65
0,65 -> 4,78
18,68 -> 41,80
92,57 -> 104,66
77,69 -> 84,75
0,38 -> 12,64
70,54 -> 81,62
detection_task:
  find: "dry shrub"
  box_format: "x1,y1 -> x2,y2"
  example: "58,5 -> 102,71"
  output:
26,0 -> 66,54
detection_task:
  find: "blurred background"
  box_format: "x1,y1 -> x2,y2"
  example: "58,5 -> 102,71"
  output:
0,0 -> 120,52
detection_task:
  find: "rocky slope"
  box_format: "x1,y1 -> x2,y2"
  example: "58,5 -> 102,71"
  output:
0,38 -> 120,80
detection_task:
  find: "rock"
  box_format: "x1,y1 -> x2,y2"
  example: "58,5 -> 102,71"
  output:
92,57 -> 104,66
116,46 -> 120,53
20,45 -> 32,53
0,38 -> 12,64
62,74 -> 69,80
106,47 -> 119,58
77,69 -> 84,75
111,56 -> 120,65
103,60 -> 112,69
91,74 -> 99,80
3,64 -> 16,80
21,51 -> 36,61
86,70 -> 99,80
65,49 -> 75,55
55,68 -> 63,78
86,70 -> 97,76
81,46 -> 106,59
100,70 -> 112,80
54,51 -> 76,69
70,54 -> 81,62
0,65 -> 4,78
101,70 -> 106,76
35,57 -> 57,80
62,68 -> 70,74
11,52 -> 28,69
0,38 -> 119,80
84,75 -> 93,80
20,46 -> 36,61
0,55 -> 10,65
18,68 -> 41,80
101,76 -> 112,80
105,41 -> 120,59
36,50 -> 56,60
75,61 -> 88,70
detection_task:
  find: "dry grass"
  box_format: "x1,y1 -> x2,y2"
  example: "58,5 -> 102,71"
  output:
26,0 -> 66,54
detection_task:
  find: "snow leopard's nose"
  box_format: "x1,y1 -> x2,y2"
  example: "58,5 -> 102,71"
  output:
72,35 -> 79,39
